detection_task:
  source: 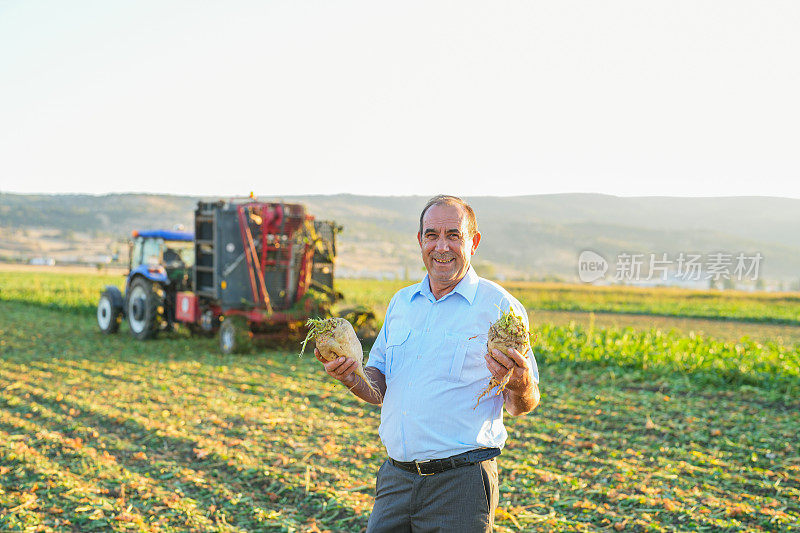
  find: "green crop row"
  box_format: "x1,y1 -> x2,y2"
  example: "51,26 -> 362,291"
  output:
337,279 -> 800,325
532,322 -> 800,398
509,283 -> 800,325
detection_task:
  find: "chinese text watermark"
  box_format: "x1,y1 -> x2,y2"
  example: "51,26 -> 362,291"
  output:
578,251 -> 763,283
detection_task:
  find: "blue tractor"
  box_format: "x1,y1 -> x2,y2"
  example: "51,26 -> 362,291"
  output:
97,230 -> 195,339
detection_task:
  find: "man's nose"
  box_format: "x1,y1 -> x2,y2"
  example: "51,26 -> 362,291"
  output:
434,237 -> 449,252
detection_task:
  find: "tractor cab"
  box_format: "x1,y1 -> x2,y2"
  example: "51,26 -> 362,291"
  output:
98,229 -> 195,339
129,230 -> 195,291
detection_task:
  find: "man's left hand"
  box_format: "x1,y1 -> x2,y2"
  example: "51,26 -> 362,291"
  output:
484,347 -> 533,394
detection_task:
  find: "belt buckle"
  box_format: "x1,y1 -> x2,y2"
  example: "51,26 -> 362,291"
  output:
415,459 -> 433,476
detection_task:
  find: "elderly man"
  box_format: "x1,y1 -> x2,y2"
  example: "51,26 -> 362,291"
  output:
316,195 -> 539,532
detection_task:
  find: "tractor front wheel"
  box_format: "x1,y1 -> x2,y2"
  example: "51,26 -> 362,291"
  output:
127,278 -> 164,340
97,291 -> 121,334
219,317 -> 253,354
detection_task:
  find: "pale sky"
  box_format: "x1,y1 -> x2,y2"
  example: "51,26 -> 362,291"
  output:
1,1 -> 798,198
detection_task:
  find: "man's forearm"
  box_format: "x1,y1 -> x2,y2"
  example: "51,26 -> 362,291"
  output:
504,382 -> 540,416
341,366 -> 386,405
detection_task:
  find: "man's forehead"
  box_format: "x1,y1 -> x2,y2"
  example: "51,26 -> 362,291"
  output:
422,204 -> 468,231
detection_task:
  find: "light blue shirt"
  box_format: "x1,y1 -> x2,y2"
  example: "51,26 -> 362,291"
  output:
366,266 -> 539,462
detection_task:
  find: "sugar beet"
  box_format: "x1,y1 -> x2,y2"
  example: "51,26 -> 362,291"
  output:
301,317 -> 378,394
475,307 -> 530,407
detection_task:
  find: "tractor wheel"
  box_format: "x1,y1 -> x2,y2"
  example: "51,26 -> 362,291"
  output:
188,311 -> 219,337
219,317 -> 253,354
337,306 -> 379,342
127,278 -> 164,340
97,291 -> 121,334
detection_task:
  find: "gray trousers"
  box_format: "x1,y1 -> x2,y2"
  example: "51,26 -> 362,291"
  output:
366,458 -> 500,533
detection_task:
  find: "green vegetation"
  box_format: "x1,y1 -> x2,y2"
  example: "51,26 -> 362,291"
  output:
8,271 -> 799,329
336,279 -> 410,317
1,270 -> 799,531
530,309 -> 800,346
0,271 -> 123,314
300,318 -> 339,357
534,322 -> 799,398
337,279 -> 800,325
507,283 -> 800,325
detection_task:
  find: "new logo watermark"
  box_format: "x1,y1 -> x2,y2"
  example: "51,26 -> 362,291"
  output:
577,251 -> 763,283
577,250 -> 609,283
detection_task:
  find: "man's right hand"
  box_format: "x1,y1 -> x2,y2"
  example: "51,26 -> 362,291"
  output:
315,348 -> 357,386
315,348 -> 386,405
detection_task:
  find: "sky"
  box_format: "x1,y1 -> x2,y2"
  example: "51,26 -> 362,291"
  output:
1,1 -> 798,198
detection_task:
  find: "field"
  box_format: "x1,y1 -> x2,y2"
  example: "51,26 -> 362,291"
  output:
3,271 -> 800,328
338,280 -> 800,326
1,268 -> 799,532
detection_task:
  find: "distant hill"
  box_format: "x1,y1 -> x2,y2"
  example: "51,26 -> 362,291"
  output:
1,192 -> 799,284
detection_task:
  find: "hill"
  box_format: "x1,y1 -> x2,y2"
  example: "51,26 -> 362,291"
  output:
1,193 -> 799,283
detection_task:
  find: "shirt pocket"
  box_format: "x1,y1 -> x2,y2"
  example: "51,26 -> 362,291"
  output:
447,333 -> 489,383
445,332 -> 488,383
386,328 -> 411,378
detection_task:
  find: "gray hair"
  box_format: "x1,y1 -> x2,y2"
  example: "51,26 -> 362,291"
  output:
418,195 -> 478,237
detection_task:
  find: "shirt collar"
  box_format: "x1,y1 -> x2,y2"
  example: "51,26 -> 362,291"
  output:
411,265 -> 479,305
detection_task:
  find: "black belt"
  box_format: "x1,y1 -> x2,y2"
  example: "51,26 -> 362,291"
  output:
389,448 -> 501,476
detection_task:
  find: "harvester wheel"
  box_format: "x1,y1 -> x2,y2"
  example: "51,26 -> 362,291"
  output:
188,310 -> 219,337
97,291 -> 121,334
337,306 -> 379,342
219,316 -> 253,354
127,278 -> 163,340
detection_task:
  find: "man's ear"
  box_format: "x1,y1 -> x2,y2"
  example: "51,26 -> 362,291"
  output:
417,231 -> 423,248
470,232 -> 481,255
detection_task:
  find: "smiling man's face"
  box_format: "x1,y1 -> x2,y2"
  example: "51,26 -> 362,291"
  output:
417,203 -> 481,298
